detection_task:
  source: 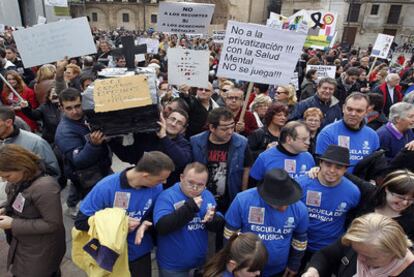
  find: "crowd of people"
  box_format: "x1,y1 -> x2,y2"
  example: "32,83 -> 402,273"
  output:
1,25 -> 414,277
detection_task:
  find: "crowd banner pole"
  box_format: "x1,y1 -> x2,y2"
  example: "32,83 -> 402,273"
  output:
367,57 -> 378,78
0,72 -> 25,102
239,82 -> 254,123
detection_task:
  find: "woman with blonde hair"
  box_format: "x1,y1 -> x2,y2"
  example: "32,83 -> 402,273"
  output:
302,213 -> 414,277
34,64 -> 56,104
203,232 -> 268,277
0,144 -> 65,277
250,94 -> 272,128
275,84 -> 297,114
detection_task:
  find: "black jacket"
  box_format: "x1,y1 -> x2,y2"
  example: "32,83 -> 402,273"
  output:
21,102 -> 61,143
335,77 -> 361,107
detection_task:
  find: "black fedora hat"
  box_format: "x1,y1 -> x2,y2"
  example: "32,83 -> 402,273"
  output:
318,145 -> 350,167
257,168 -> 302,206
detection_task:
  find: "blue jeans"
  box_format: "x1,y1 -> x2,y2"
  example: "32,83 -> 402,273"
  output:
158,268 -> 191,277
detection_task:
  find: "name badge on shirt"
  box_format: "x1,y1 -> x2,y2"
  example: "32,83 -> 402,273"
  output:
114,192 -> 131,209
248,206 -> 265,225
174,200 -> 185,210
306,190 -> 322,207
12,193 -> 26,213
338,135 -> 350,149
284,159 -> 296,173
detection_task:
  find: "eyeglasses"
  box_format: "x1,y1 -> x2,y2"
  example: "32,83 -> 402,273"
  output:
306,119 -> 321,123
226,96 -> 242,101
198,88 -> 211,92
390,192 -> 414,203
183,179 -> 206,191
167,116 -> 186,127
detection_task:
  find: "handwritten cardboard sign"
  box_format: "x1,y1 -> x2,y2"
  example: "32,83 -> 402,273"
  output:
93,75 -> 152,113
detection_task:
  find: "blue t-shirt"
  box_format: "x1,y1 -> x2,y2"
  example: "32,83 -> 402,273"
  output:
296,175 -> 360,252
154,183 -> 219,270
80,172 -> 163,261
250,147 -> 315,180
225,188 -> 309,277
316,120 -> 379,172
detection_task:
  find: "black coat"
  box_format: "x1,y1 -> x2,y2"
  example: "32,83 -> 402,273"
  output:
335,77 -> 361,107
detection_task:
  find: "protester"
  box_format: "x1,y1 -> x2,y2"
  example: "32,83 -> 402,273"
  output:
301,213 -> 414,277
291,77 -> 341,128
300,69 -> 318,101
373,73 -> 403,117
275,85 -> 297,114
55,88 -> 112,217
316,92 -> 380,173
224,88 -> 258,136
154,162 -> 224,276
203,232 -> 268,277
346,169 -> 414,241
32,64 -> 56,104
75,151 -> 174,277
1,70 -> 39,131
366,92 -> 387,130
180,83 -> 219,138
109,109 -> 192,188
0,106 -> 60,177
303,107 -> 323,156
225,168 -> 309,277
4,46 -> 35,85
250,121 -> 315,181
0,144 -> 65,277
250,94 -> 272,128
377,102 -> 414,160
297,145 -> 360,270
335,67 -> 361,107
248,102 -> 288,159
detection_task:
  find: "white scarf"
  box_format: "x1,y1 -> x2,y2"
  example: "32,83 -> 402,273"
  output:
354,250 -> 414,277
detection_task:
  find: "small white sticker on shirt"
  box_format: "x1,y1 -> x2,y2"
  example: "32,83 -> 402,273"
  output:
113,191 -> 131,209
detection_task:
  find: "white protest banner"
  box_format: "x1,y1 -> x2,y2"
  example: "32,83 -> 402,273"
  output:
371,33 -> 394,59
213,31 -> 225,43
158,2 -> 215,34
217,21 -> 306,85
13,17 -> 96,68
136,38 -> 159,54
306,65 -> 336,79
168,48 -> 210,88
44,0 -> 68,7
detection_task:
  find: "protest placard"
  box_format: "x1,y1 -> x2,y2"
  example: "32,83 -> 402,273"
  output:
44,0 -> 68,7
136,37 -> 159,54
157,2 -> 215,34
290,72 -> 299,91
371,34 -> 394,59
213,31 -> 226,44
217,21 -> 306,85
306,65 -> 336,79
93,75 -> 152,113
13,17 -> 96,68
168,48 -> 210,88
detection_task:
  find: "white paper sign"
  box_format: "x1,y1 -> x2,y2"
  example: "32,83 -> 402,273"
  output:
13,17 -> 97,68
44,0 -> 68,7
158,2 -> 215,34
0,24 -> 5,33
290,72 -> 299,91
371,33 -> 394,59
168,48 -> 210,88
137,38 -> 159,54
213,31 -> 226,44
306,65 -> 336,79
217,21 -> 306,85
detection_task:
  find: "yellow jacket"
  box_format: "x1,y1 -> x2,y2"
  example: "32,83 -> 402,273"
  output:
72,208 -> 130,277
